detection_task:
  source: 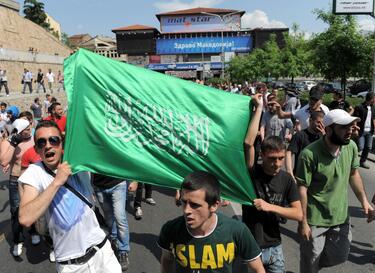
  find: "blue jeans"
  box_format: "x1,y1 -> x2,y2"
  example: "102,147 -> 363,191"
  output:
9,176 -> 37,243
359,132 -> 373,163
261,244 -> 285,273
95,181 -> 130,253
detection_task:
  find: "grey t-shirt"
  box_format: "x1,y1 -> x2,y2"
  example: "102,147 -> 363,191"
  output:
261,111 -> 293,141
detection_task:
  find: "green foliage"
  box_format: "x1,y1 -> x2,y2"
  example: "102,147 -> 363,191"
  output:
227,10 -> 375,85
61,32 -> 74,48
280,24 -> 314,81
23,0 -> 50,29
310,9 -> 375,88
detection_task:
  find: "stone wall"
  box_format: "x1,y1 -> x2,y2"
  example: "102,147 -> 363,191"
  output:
0,4 -> 72,92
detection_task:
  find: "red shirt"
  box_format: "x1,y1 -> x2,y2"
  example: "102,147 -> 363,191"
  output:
21,147 -> 41,168
44,115 -> 67,133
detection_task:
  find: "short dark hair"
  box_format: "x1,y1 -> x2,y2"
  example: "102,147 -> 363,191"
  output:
34,97 -> 40,103
366,91 -> 374,102
309,111 -> 325,121
19,111 -> 33,122
48,102 -> 60,114
181,171 -> 220,206
0,102 -> 7,108
261,136 -> 286,153
34,120 -> 62,139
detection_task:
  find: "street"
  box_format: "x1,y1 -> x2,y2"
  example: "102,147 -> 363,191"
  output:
0,161 -> 374,273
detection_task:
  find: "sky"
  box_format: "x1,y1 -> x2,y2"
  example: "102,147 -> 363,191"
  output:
30,0 -> 375,37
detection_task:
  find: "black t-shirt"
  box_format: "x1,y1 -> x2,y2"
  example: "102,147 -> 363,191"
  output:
242,164 -> 299,248
92,173 -> 123,189
287,129 -> 320,173
37,72 -> 44,83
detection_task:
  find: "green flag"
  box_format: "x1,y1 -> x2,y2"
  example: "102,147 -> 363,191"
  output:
64,49 -> 256,205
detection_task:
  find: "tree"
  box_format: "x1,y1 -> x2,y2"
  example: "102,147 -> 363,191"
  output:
309,9 -> 373,90
280,24 -> 313,82
23,0 -> 50,29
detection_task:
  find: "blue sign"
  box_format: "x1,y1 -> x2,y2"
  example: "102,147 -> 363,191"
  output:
156,36 -> 252,54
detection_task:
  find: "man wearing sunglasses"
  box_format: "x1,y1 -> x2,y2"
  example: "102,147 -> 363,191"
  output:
18,120 -> 121,272
0,116 -> 39,257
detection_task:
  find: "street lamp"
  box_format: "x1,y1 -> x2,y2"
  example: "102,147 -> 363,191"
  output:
201,11 -> 242,79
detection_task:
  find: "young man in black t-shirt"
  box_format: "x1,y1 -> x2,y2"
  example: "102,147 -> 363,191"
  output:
243,93 -> 303,273
158,171 -> 265,273
285,111 -> 325,179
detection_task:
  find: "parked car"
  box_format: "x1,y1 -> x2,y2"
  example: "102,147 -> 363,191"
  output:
270,81 -> 286,89
285,82 -> 305,92
316,82 -> 335,93
348,79 -> 371,95
351,91 -> 369,99
301,80 -> 316,91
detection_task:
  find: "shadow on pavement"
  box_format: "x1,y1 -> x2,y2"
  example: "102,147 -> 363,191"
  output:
152,186 -> 176,198
130,231 -> 161,260
348,241 -> 375,265
280,225 -> 300,244
348,206 -> 367,219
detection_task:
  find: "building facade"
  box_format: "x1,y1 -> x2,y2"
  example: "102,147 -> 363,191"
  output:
112,7 -> 288,79
0,0 -> 72,91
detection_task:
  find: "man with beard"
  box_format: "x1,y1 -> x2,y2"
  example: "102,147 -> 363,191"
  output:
18,120 -> 121,272
296,109 -> 374,273
158,171 -> 265,273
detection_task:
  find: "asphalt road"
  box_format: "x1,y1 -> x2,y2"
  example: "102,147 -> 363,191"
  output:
0,162 -> 374,273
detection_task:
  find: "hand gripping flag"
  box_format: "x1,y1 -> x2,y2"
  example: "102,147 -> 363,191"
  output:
64,49 -> 256,204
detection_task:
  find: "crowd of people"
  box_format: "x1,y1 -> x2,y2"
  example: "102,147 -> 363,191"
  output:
0,67 -> 64,96
0,78 -> 373,273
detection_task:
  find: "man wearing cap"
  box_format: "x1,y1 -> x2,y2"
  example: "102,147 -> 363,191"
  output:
296,109 -> 374,273
0,117 -> 40,256
273,86 -> 329,130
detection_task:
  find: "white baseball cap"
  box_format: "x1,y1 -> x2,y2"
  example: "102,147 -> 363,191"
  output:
12,118 -> 30,133
323,109 -> 360,127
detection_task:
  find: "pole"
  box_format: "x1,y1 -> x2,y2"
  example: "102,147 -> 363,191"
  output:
201,11 -> 242,79
372,15 -> 375,92
221,28 -> 224,79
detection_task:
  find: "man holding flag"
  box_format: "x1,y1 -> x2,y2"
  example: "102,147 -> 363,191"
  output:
18,120 -> 121,272
242,93 -> 303,272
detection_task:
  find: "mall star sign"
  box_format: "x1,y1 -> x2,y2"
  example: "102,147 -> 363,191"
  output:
333,0 -> 375,15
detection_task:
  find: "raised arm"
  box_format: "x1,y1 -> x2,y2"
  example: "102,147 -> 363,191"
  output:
19,162 -> 71,227
244,94 -> 263,169
268,101 -> 293,119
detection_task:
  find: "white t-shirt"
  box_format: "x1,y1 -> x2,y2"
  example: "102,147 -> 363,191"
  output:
46,72 -> 55,83
364,106 -> 372,132
18,162 -> 105,262
293,104 -> 329,130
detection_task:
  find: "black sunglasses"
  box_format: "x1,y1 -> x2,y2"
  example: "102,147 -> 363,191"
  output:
36,136 -> 61,149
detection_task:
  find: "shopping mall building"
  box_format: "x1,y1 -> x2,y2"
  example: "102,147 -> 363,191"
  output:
112,7 -> 288,79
